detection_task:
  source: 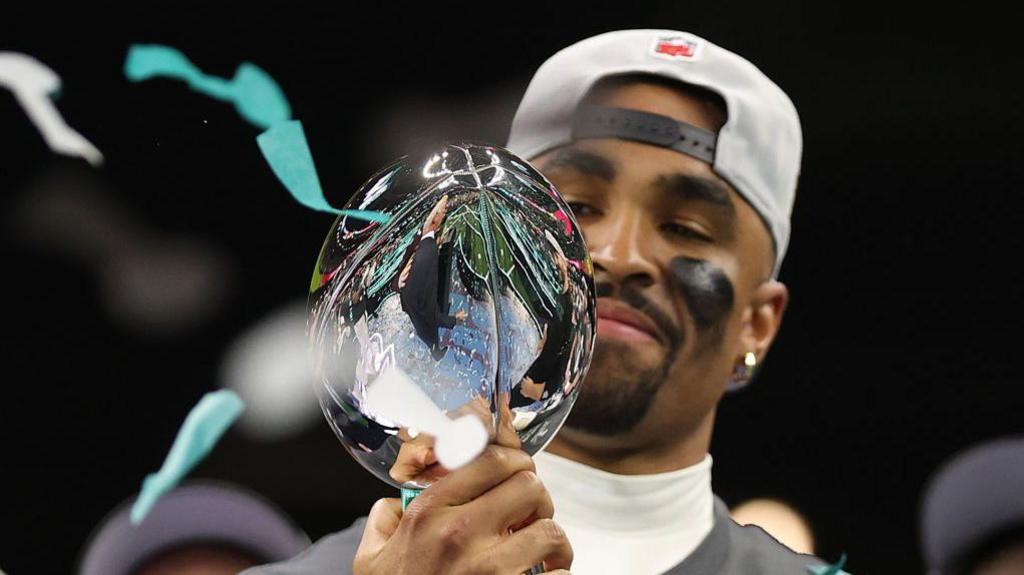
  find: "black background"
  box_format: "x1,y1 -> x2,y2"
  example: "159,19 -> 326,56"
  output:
2,3 -> 1022,574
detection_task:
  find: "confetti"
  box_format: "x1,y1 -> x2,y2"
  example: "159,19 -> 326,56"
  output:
124,44 -> 289,130
131,390 -> 244,524
0,52 -> 103,165
257,121 -> 390,222
123,44 -> 388,224
807,553 -> 849,575
364,366 -> 487,470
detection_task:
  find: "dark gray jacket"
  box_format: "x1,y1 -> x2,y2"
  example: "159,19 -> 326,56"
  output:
242,497 -> 838,574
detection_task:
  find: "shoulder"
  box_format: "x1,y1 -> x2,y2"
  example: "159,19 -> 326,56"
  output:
240,518 -> 367,575
671,497 -> 847,575
725,519 -> 826,572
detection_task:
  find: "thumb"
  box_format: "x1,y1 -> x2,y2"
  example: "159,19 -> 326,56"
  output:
355,498 -> 403,559
389,435 -> 438,484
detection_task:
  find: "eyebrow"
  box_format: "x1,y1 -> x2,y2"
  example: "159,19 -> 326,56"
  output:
539,148 -> 617,182
654,173 -> 736,219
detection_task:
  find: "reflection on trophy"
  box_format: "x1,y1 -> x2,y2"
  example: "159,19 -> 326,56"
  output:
309,143 -> 596,493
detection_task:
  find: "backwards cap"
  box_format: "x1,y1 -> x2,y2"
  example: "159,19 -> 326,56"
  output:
507,29 -> 802,277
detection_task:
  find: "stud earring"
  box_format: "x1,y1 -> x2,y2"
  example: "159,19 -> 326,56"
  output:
726,352 -> 758,390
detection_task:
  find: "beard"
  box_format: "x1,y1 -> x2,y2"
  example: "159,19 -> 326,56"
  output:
564,338 -> 678,436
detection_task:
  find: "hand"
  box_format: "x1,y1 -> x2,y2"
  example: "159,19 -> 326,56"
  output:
422,196 -> 450,235
390,431 -> 447,485
454,309 -> 468,322
355,445 -> 572,575
397,258 -> 413,290
519,376 -> 545,402
390,396 -> 513,485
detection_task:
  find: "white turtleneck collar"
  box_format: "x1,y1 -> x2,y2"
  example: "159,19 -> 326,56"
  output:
533,451 -> 715,575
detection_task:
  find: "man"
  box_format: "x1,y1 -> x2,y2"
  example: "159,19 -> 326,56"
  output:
244,29 -> 826,574
920,436 -> 1024,575
79,482 -> 309,575
396,194 -> 467,360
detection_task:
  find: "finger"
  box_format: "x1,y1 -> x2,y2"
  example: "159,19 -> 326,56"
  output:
467,469 -> 553,533
541,571 -> 571,575
389,438 -> 437,484
479,518 -> 573,573
495,397 -> 522,449
420,444 -> 534,507
355,498 -> 403,559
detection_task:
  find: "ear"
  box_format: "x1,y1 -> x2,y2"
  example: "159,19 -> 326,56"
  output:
738,279 -> 789,368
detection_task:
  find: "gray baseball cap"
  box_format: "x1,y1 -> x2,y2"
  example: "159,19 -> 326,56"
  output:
78,481 -> 310,575
921,436 -> 1024,575
506,29 -> 803,277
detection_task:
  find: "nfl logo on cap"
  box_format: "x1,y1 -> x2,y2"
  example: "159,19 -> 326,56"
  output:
650,34 -> 705,61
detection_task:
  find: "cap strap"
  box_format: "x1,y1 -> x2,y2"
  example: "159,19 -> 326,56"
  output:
570,106 -> 717,164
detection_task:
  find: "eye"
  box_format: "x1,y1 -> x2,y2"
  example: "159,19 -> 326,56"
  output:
662,221 -> 713,243
566,201 -> 599,217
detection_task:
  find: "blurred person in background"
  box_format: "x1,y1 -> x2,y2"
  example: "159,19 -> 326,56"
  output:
731,498 -> 815,555
78,481 -> 309,575
921,436 -> 1024,575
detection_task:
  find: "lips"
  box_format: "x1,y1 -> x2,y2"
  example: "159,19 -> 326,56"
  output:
596,298 -> 662,344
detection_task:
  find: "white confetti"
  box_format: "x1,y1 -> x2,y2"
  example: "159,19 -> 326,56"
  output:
364,366 -> 487,470
0,52 -> 103,165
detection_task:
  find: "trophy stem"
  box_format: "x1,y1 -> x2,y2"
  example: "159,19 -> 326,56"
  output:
400,487 -> 421,510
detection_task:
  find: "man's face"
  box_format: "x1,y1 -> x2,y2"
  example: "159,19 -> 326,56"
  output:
970,540 -> 1024,575
132,543 -> 261,575
532,80 -> 787,452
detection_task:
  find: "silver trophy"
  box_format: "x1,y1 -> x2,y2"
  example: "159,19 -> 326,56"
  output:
309,143 -> 595,512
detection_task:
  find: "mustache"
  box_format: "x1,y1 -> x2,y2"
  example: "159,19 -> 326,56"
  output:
595,282 -> 683,349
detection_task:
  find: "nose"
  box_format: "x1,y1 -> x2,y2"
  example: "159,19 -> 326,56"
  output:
588,207 -> 660,291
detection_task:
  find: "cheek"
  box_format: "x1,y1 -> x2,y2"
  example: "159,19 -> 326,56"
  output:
667,256 -> 735,331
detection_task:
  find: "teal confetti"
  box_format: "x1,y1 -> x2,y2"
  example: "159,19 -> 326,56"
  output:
125,44 -> 290,129
257,120 -> 390,223
232,63 -> 291,129
807,553 -> 849,575
124,44 -> 388,224
130,390 -> 244,524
